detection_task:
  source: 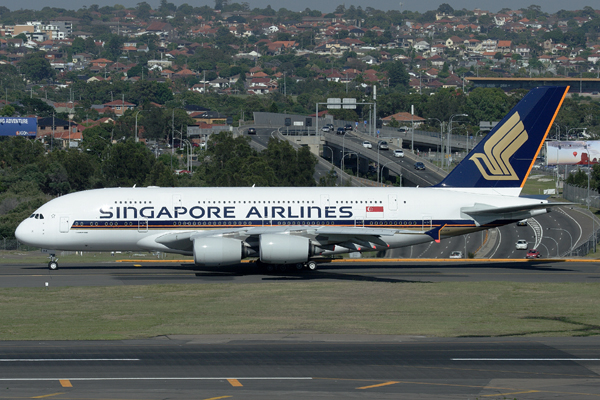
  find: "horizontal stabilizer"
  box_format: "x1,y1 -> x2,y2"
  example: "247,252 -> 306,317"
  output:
461,202 -> 570,216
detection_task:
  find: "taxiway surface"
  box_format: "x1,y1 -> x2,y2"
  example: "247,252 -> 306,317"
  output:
1,259 -> 600,287
1,337 -> 599,399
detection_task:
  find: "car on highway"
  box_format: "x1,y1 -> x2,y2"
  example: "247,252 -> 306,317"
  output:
321,124 -> 333,132
397,127 -> 410,133
336,127 -> 346,135
393,149 -> 405,158
526,249 -> 542,258
414,162 -> 425,170
449,251 -> 463,259
344,124 -> 353,131
362,141 -> 372,149
516,239 -> 528,250
517,219 -> 528,226
378,140 -> 389,150
247,127 -> 256,134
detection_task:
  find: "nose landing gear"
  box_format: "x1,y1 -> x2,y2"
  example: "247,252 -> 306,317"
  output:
48,254 -> 59,270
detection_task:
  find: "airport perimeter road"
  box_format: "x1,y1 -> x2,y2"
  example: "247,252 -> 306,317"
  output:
1,337 -> 600,399
2,259 -> 600,287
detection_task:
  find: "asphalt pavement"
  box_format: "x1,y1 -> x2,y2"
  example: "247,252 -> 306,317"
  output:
2,259 -> 600,287
1,337 -> 599,399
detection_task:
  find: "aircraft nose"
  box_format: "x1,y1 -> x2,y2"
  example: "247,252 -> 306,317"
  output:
15,220 -> 31,246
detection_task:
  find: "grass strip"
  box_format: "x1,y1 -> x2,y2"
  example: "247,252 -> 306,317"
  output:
1,281 -> 599,340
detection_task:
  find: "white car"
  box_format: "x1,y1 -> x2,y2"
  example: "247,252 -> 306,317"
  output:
516,239 -> 528,250
393,149 -> 405,158
449,251 -> 463,259
362,141 -> 372,149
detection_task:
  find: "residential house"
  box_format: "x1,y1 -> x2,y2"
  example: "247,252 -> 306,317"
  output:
381,111 -> 426,126
102,100 -> 136,116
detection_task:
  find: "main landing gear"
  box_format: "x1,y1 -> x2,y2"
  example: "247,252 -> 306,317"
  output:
48,254 -> 59,270
257,260 -> 318,272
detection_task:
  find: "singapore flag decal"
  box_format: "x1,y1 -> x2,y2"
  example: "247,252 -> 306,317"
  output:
366,206 -> 384,213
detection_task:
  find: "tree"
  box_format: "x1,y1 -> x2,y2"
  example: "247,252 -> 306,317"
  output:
136,2 -> 152,19
102,141 -> 156,187
437,3 -> 454,14
263,138 -> 317,186
380,60 -> 409,88
0,105 -> 14,116
19,52 -> 56,82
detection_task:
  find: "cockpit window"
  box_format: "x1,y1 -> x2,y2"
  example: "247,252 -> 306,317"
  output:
35,214 -> 39,219
39,214 -> 44,219
30,214 -> 35,218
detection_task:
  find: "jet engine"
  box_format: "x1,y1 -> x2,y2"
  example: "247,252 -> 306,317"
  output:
193,237 -> 248,266
259,234 -> 321,264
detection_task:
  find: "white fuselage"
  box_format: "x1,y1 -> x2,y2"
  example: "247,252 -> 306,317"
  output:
15,186 -> 547,256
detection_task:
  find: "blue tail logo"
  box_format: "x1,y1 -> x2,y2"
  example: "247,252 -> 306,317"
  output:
470,112 -> 527,181
436,86 -> 569,189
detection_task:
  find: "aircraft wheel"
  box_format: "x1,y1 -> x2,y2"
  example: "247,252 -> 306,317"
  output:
306,261 -> 317,271
295,263 -> 304,270
265,264 -> 275,272
48,261 -> 59,271
278,264 -> 287,272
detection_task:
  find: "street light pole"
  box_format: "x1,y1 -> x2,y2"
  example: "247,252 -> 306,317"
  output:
428,117 -> 443,167
549,228 -> 573,257
379,160 -> 395,186
544,236 -> 560,258
448,113 -> 468,170
586,142 -> 596,252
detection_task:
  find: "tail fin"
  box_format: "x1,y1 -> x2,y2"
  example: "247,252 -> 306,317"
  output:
436,86 -> 569,193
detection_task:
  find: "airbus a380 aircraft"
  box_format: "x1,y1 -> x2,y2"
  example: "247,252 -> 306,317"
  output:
16,86 -> 569,270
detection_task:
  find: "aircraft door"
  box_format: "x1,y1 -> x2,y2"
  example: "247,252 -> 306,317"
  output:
320,194 -> 330,207
422,215 -> 432,231
388,194 -> 398,211
59,215 -> 70,233
138,219 -> 148,233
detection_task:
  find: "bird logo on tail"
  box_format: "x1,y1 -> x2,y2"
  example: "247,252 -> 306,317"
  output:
469,112 -> 528,181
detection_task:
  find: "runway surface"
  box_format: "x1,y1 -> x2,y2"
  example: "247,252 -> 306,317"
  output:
1,259 -> 600,287
1,337 -> 600,399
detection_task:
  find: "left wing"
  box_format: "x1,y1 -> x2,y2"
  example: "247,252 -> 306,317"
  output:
149,225 -> 434,253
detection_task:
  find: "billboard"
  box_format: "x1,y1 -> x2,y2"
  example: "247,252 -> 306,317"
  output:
0,117 -> 37,137
546,140 -> 600,165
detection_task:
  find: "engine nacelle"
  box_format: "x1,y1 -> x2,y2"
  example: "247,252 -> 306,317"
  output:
259,234 -> 314,264
193,237 -> 245,266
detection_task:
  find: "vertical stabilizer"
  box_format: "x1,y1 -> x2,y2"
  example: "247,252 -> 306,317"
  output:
436,86 -> 569,192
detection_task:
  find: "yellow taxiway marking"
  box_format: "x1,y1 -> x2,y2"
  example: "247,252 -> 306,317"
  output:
133,264 -> 142,267
204,397 -> 232,400
357,381 -> 399,389
227,379 -> 242,387
32,393 -> 65,399
58,380 -> 72,388
482,390 -> 540,397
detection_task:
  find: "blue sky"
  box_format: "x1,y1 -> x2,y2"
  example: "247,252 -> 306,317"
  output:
14,1 -> 597,13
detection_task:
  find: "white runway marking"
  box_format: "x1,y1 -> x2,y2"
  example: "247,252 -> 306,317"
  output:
0,377 -> 313,381
0,359 -> 140,362
453,358 -> 600,361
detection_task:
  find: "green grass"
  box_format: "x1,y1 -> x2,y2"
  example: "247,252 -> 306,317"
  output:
522,173 -> 558,196
1,282 -> 600,340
